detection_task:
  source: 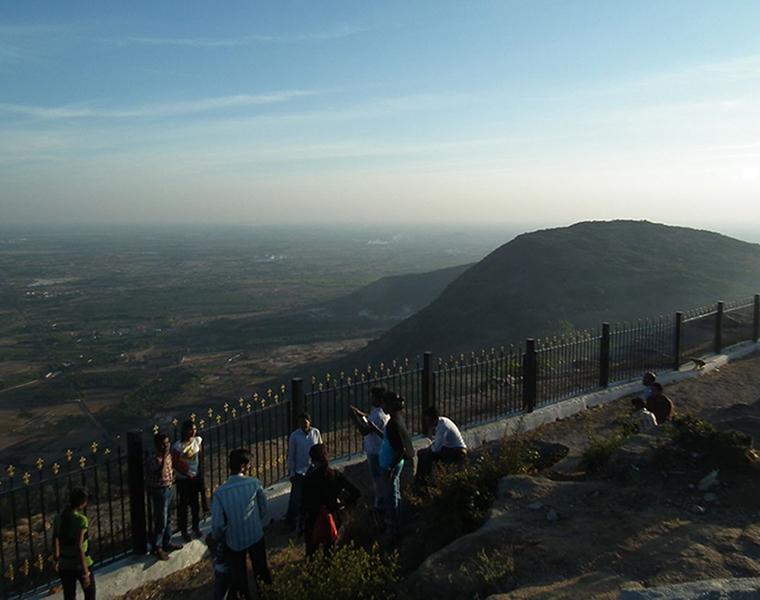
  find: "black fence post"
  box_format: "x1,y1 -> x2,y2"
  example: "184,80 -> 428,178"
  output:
126,430 -> 147,555
754,294 -> 760,343
421,351 -> 435,413
523,339 -> 537,413
599,323 -> 610,388
674,312 -> 683,371
291,378 -> 305,433
715,301 -> 724,354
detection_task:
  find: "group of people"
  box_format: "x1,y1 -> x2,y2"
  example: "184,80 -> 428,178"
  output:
350,387 -> 468,539
145,420 -> 207,561
630,372 -> 675,431
52,391 -> 469,600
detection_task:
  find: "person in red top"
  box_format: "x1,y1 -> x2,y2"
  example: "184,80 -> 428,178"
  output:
645,382 -> 674,425
146,433 -> 183,560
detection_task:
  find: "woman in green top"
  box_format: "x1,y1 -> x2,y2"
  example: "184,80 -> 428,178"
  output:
54,488 -> 95,600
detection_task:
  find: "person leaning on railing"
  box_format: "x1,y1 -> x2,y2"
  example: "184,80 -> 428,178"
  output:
172,420 -> 205,542
53,488 -> 95,600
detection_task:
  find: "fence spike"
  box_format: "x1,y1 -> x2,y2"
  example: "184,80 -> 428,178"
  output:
91,442 -> 98,454
224,403 -> 229,412
7,465 -> 15,477
152,424 -> 159,435
52,463 -> 60,475
23,472 -> 31,485
172,418 -> 179,426
79,457 -> 86,469
199,419 -> 206,429
36,458 -> 44,471
66,450 -> 73,462
191,412 -> 198,421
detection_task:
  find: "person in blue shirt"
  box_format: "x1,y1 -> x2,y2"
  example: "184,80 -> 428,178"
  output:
379,392 -> 414,543
211,449 -> 271,600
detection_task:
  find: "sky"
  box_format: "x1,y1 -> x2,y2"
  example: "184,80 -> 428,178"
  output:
2,1 -> 760,238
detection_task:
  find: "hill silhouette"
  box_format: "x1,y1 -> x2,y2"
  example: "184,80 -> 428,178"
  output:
349,220 -> 760,363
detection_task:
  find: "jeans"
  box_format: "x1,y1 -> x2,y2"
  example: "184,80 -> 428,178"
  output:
415,446 -> 468,484
60,569 -> 95,600
366,453 -> 385,509
177,475 -> 204,532
213,568 -> 230,600
285,474 -> 305,524
381,461 -> 403,540
151,485 -> 174,550
226,539 -> 271,600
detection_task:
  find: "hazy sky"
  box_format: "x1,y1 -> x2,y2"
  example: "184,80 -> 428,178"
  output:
2,1 -> 760,236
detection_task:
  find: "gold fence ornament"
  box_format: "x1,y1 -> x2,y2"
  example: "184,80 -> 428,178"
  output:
36,458 -> 44,471
7,465 -> 15,478
152,425 -> 159,435
23,472 -> 31,485
91,442 -> 98,454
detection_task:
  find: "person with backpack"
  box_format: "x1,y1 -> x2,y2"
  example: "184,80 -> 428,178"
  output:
300,443 -> 360,558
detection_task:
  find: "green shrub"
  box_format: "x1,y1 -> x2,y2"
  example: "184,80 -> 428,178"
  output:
665,415 -> 756,466
579,426 -> 631,475
261,542 -> 399,600
405,438 -> 538,556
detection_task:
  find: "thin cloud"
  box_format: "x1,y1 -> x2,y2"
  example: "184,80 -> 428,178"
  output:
102,25 -> 361,47
0,90 -> 319,120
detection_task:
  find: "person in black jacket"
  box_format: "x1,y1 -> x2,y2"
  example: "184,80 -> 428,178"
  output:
379,391 -> 414,542
300,443 -> 361,558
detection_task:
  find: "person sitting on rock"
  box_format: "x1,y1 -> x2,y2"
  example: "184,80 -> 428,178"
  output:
645,382 -> 674,425
630,397 -> 657,433
414,407 -> 467,486
641,372 -> 657,401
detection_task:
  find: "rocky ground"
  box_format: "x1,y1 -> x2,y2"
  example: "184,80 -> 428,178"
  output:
115,351 -> 760,600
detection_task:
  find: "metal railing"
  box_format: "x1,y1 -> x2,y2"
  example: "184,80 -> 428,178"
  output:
1,293 -> 758,598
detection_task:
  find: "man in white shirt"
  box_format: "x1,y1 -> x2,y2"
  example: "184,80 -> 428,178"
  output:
415,406 -> 467,486
211,448 -> 271,599
285,412 -> 322,527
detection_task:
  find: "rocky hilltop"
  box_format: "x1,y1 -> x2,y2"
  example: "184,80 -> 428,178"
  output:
353,220 -> 760,363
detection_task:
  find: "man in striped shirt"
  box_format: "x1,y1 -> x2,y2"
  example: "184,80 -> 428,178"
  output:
211,449 -> 271,599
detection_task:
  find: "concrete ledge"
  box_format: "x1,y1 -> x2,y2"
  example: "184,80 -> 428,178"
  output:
619,576 -> 760,599
32,343 -> 759,600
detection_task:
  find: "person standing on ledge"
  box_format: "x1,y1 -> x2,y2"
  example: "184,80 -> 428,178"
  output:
286,412 -> 322,530
53,488 -> 95,600
211,448 -> 271,600
146,433 -> 183,560
172,420 -> 205,542
414,406 -> 468,486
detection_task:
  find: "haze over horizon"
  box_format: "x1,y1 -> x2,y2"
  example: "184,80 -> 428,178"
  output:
3,2 -> 760,237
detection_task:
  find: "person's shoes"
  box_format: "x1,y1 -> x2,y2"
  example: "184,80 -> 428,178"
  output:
152,549 -> 170,561
163,543 -> 183,552
193,527 -> 203,539
181,530 -> 192,543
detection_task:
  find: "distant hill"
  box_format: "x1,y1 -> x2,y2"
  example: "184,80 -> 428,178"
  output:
315,263 -> 472,322
350,221 -> 760,363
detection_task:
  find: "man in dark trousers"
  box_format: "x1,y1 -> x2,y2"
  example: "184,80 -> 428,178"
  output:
211,449 -> 271,599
